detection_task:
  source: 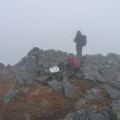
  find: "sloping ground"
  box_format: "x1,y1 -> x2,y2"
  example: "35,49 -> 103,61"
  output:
0,78 -> 112,120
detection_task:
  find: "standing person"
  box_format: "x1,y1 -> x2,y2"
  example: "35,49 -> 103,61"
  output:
74,31 -> 87,60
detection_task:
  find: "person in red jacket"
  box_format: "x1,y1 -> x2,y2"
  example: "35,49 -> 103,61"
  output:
67,55 -> 80,72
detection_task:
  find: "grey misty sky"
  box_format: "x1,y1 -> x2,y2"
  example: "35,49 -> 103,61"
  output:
0,0 -> 120,65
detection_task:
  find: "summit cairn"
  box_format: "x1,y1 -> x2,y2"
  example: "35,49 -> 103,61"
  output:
74,31 -> 87,59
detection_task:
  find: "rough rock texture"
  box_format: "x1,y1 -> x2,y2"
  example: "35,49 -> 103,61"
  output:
110,81 -> 120,91
62,78 -> 76,98
13,48 -> 120,85
85,88 -> 102,102
112,99 -> 120,111
48,80 -> 62,91
104,85 -> 120,100
14,56 -> 38,84
64,109 -> 111,120
13,47 -> 68,85
81,53 -> 120,82
28,47 -> 68,68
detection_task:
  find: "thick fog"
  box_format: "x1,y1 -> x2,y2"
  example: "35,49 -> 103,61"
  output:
0,0 -> 120,65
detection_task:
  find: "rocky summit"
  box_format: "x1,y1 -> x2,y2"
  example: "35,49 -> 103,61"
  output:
0,47 -> 120,120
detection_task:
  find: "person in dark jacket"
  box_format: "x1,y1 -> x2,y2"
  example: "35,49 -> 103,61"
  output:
74,31 -> 87,59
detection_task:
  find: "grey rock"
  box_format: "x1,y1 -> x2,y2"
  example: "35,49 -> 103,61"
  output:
85,88 -> 102,102
64,109 -> 111,120
104,85 -> 120,99
0,63 -> 5,83
62,78 -> 75,98
81,53 -> 120,82
112,99 -> 120,111
82,68 -> 105,82
14,56 -> 38,84
28,47 -> 68,68
74,98 -> 86,110
36,76 -> 50,84
100,69 -> 118,81
0,63 -> 5,72
48,80 -> 62,91
110,81 -> 120,91
4,87 -> 19,104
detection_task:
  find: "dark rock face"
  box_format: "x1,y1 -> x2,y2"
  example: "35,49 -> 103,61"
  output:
64,109 -> 111,120
74,31 -> 87,59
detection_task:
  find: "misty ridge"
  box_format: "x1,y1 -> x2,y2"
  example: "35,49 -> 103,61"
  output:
0,0 -> 120,65
0,30 -> 120,120
0,0 -> 120,120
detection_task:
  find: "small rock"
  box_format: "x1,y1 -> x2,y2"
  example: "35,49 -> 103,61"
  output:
36,76 -> 50,84
85,88 -> 102,103
62,78 -> 76,98
48,80 -> 62,92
